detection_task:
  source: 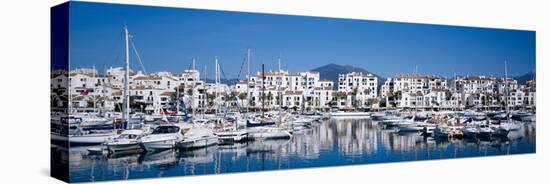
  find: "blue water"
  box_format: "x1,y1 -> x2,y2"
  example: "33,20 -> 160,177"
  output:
62,119 -> 536,182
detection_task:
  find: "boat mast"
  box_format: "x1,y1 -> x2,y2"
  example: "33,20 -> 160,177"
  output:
261,63 -> 265,118
246,49 -> 251,114
192,58 -> 196,119
278,57 -> 283,124
453,71 -> 457,113
203,65 -> 207,118
504,60 -> 509,119
218,61 -> 222,111
92,65 -> 96,113
278,56 -> 281,72
123,26 -> 130,125
215,57 -> 219,115
176,76 -> 179,115
102,64 -> 108,115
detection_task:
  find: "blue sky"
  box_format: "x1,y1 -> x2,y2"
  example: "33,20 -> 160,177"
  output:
69,2 -> 535,79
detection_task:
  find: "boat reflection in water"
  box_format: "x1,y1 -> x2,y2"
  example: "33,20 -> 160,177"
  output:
66,118 -> 536,182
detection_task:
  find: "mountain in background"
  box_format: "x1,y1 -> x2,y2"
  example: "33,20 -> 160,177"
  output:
514,71 -> 536,85
311,63 -> 385,87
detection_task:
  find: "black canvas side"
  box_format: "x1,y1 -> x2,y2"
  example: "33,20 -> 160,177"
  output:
50,1 -> 70,183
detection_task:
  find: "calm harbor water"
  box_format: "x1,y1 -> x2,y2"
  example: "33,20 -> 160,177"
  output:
61,118 -> 536,183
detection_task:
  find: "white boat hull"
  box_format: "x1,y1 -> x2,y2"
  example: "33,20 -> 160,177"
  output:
216,131 -> 248,144
68,133 -> 115,144
177,137 -> 219,149
51,133 -> 68,142
107,142 -> 141,152
330,112 -> 371,117
398,125 -> 423,133
248,128 -> 292,140
141,139 -> 177,151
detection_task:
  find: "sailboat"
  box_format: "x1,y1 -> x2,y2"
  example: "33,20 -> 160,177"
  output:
494,60 -> 522,136
246,63 -> 291,140
63,27 -> 137,144
213,49 -> 251,144
176,127 -> 219,149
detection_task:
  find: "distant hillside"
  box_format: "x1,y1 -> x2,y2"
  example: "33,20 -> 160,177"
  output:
514,71 -> 535,85
311,63 -> 385,87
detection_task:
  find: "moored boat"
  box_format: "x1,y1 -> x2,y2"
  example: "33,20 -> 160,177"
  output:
106,129 -> 146,153
434,124 -> 452,139
215,129 -> 249,144
140,124 -> 186,151
247,126 -> 292,140
177,128 -> 219,150
462,126 -> 480,138
330,111 -> 371,117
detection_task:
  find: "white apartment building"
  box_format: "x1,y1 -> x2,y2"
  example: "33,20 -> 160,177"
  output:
133,75 -> 178,90
381,74 -> 447,98
336,72 -> 378,109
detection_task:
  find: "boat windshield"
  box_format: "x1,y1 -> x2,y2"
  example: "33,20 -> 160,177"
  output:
152,126 -> 180,134
119,134 -> 139,139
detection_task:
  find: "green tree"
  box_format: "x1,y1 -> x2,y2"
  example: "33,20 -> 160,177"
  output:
169,91 -> 178,102
367,98 -> 379,109
238,93 -> 247,100
352,87 -> 359,109
207,93 -> 215,107
276,92 -> 282,106
267,92 -> 273,103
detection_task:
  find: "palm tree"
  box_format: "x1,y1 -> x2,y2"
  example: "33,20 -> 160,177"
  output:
169,91 -> 178,102
238,93 -> 247,100
224,94 -> 232,106
367,98 -> 379,109
275,92 -> 282,106
351,87 -> 359,109
335,91 -> 346,99
186,88 -> 193,96
207,93 -> 215,107
267,92 -> 274,107
431,98 -> 438,107
363,88 -> 372,96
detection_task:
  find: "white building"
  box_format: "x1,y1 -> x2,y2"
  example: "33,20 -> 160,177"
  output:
337,72 -> 378,109
381,74 -> 447,98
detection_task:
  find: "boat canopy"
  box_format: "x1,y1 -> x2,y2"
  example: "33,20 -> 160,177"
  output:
152,125 -> 180,134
